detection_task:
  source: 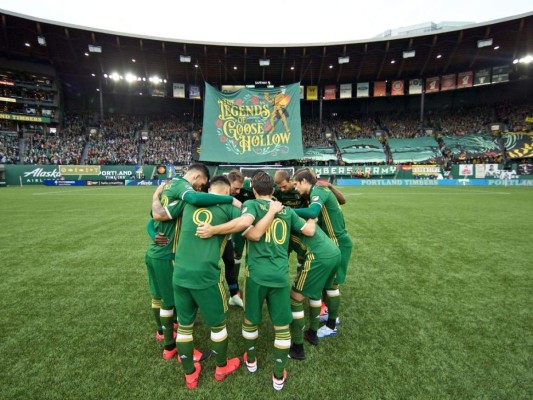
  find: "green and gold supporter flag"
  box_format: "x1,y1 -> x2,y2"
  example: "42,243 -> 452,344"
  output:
200,82 -> 304,163
504,133 -> 533,159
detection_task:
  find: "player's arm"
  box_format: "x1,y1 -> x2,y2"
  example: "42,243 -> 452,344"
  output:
329,185 -> 346,205
152,185 -> 239,221
146,219 -> 169,246
146,218 -> 157,239
196,214 -> 254,238
315,180 -> 346,205
245,201 -> 284,241
293,203 -> 321,219
183,190 -> 237,207
152,184 -> 171,221
300,217 -> 316,237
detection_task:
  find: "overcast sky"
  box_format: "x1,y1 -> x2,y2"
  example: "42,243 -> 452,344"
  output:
0,0 -> 531,45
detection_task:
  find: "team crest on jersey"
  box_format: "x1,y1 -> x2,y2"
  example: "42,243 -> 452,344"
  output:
312,196 -> 320,202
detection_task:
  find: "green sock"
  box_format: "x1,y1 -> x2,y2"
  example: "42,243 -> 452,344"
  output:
325,288 -> 341,328
290,297 -> 305,345
242,321 -> 258,362
151,299 -> 162,332
160,307 -> 174,346
210,324 -> 229,367
177,325 -> 195,374
273,327 -> 290,378
172,306 -> 178,326
308,298 -> 322,331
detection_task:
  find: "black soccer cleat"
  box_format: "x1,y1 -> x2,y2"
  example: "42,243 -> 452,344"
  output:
288,344 -> 305,361
303,329 -> 319,346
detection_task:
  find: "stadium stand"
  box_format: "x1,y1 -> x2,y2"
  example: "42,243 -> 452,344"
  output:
0,10 -> 531,176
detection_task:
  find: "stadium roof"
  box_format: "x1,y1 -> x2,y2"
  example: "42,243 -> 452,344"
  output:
0,10 -> 532,89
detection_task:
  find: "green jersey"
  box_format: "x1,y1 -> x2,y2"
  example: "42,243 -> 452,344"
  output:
149,176 -> 233,259
145,199 -> 186,259
174,202 -> 241,289
295,185 -> 348,247
290,224 -> 340,260
274,187 -> 308,209
242,199 -> 306,287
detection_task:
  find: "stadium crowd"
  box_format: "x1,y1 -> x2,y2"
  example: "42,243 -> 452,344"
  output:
1,100 -> 531,167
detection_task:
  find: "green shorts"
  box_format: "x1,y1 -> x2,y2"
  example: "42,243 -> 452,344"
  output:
144,253 -> 174,308
174,282 -> 227,327
292,253 -> 340,299
243,276 -> 292,326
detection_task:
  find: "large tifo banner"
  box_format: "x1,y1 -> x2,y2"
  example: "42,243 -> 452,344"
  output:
503,133 -> 533,159
200,82 -> 304,163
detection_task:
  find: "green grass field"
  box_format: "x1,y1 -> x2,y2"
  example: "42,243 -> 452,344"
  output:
0,185 -> 532,400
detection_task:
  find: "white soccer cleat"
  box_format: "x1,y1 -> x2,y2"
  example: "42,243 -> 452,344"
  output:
243,353 -> 257,373
272,369 -> 287,391
229,293 -> 244,308
317,325 -> 338,338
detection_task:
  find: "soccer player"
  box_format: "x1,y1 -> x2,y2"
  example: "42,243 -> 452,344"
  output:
274,168 -> 346,315
153,175 -> 242,389
196,171 -> 316,391
153,163 -> 241,209
148,163 -> 238,360
229,170 -> 254,277
223,169 -> 246,307
287,225 -> 341,359
144,217 -> 178,358
292,168 -> 353,339
274,168 -> 346,207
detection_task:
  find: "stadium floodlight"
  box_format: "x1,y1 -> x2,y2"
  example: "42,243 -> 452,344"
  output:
259,59 -> 270,66
338,56 -> 349,64
180,55 -> 191,63
125,73 -> 137,83
477,38 -> 493,48
514,55 -> 533,64
37,36 -> 46,46
403,50 -> 415,59
88,44 -> 102,53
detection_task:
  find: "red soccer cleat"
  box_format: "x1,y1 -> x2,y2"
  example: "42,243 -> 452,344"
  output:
319,302 -> 327,316
162,347 -> 177,360
184,362 -> 201,390
214,357 -> 241,381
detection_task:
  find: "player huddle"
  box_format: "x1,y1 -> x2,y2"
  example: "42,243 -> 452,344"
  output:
144,163 -> 353,391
